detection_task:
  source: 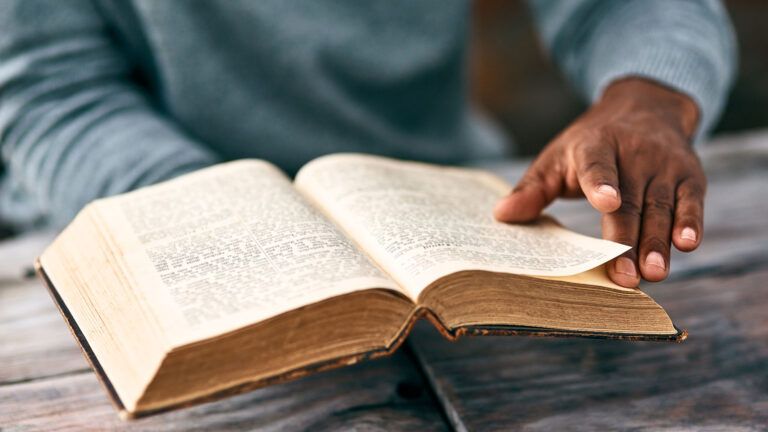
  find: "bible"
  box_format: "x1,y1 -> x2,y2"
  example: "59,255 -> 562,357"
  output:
36,154 -> 685,419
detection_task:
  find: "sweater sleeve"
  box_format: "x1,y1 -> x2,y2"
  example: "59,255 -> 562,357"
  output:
0,0 -> 218,230
526,0 -> 737,140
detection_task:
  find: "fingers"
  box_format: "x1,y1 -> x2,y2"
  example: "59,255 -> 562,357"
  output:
638,178 -> 674,282
606,174 -> 704,286
603,177 -> 643,288
494,153 -> 563,223
573,143 -> 622,213
672,177 -> 705,252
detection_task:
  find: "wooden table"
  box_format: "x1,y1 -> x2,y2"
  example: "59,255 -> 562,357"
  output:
2,130 -> 767,431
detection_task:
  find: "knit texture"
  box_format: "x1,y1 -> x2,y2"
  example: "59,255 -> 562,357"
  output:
0,0 -> 736,229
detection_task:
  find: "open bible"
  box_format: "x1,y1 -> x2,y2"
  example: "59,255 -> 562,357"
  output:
37,154 -> 685,418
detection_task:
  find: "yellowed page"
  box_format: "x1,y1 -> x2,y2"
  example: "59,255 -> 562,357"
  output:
295,154 -> 629,299
40,213 -> 166,412
92,160 -> 401,345
537,264 -> 637,292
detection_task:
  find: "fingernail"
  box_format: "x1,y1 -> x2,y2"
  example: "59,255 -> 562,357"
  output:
645,252 -> 666,270
681,227 -> 697,242
597,185 -> 618,198
493,199 -> 512,220
615,257 -> 637,277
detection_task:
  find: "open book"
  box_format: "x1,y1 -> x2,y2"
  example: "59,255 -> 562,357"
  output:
37,154 -> 685,419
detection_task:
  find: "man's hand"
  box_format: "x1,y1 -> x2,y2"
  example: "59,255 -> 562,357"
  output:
494,78 -> 705,288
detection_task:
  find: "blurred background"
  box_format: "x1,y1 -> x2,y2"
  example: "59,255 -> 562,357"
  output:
471,0 -> 768,155
0,0 -> 764,239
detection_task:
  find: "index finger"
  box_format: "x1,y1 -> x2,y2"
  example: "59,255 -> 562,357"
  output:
494,150 -> 564,223
573,142 -> 622,214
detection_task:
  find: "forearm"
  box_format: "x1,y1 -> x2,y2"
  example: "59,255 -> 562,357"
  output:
528,0 -> 736,139
599,77 -> 700,141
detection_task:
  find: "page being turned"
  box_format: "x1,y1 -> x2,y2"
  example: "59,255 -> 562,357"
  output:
295,154 -> 629,299
92,160 -> 401,343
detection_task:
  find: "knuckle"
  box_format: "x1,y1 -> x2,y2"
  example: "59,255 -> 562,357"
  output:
616,200 -> 642,218
679,199 -> 704,216
579,159 -> 617,181
645,181 -> 675,214
641,236 -> 669,255
680,179 -> 706,200
514,178 -> 535,192
517,169 -> 547,190
646,198 -> 674,215
567,127 -> 602,145
515,170 -> 555,203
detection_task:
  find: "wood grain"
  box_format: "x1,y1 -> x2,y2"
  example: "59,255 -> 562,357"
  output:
0,279 -> 88,385
0,348 -> 448,431
409,267 -> 768,431
0,231 -> 52,282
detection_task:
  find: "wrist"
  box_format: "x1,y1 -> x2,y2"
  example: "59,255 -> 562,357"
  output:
600,77 -> 700,140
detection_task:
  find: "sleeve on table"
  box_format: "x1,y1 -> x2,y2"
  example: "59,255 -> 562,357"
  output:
0,0 -> 218,229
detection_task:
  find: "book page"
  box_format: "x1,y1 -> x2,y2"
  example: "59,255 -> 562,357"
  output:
92,160 -> 401,344
295,154 -> 629,299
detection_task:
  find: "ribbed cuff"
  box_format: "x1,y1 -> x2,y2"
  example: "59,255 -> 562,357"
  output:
576,0 -> 736,144
590,44 -> 725,143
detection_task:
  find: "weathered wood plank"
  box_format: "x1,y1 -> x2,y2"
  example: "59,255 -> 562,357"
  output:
0,231 -> 52,282
0,232 -> 88,385
0,279 -> 88,384
409,265 -> 768,431
0,348 -> 448,431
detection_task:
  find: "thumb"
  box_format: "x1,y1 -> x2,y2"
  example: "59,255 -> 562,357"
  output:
494,161 -> 563,223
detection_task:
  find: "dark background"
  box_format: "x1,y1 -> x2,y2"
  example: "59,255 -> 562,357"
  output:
471,0 -> 768,155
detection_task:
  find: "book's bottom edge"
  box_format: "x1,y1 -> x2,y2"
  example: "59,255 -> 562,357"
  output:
36,261 -> 686,419
457,324 -> 687,342
130,312 -> 685,418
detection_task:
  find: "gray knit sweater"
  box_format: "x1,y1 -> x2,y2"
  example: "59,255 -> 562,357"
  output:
0,0 -> 736,229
